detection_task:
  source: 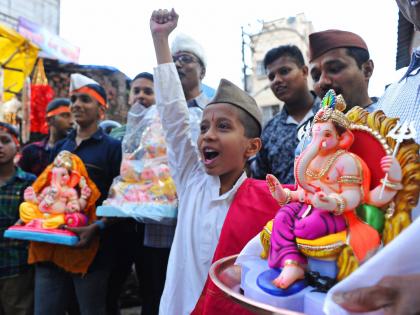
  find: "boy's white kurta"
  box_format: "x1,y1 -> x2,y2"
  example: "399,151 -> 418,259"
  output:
155,63 -> 247,315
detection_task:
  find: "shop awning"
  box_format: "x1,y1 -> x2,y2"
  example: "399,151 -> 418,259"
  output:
0,23 -> 39,101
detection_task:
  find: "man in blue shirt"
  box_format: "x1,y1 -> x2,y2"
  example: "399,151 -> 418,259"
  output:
33,73 -> 122,315
252,45 -> 321,184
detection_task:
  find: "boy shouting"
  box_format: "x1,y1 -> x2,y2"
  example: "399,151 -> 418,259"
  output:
151,9 -> 279,315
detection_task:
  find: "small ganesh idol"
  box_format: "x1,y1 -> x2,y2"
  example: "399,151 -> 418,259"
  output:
4,151 -> 100,245
265,90 -> 403,289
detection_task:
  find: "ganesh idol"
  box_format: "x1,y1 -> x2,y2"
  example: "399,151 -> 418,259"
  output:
19,150 -> 100,229
265,90 -> 402,289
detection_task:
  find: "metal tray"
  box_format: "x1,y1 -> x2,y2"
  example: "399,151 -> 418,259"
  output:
209,254 -> 304,315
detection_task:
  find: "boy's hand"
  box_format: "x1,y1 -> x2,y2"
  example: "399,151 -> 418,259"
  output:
150,8 -> 178,38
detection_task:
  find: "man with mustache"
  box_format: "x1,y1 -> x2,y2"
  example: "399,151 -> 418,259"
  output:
171,33 -> 210,111
308,29 -> 377,111
252,45 -> 320,184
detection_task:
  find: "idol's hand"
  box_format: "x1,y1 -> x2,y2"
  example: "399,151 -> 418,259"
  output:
311,192 -> 336,211
266,174 -> 288,205
23,186 -> 37,203
381,155 -> 402,182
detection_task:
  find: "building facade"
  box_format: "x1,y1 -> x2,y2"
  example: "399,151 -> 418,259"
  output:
247,13 -> 314,125
0,0 -> 60,34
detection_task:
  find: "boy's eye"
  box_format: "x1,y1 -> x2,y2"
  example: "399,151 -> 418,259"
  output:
200,124 -> 209,133
143,88 -> 154,95
218,121 -> 231,130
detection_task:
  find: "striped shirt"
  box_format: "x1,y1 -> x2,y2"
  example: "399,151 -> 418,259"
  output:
374,47 -> 420,144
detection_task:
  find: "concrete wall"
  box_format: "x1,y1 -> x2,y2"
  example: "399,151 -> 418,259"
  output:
248,13 -> 314,124
0,0 -> 60,33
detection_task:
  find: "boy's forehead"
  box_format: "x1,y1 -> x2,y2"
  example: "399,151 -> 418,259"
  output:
203,102 -> 239,117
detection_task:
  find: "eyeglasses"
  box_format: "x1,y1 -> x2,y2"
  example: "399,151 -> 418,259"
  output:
173,54 -> 199,65
70,94 -> 93,104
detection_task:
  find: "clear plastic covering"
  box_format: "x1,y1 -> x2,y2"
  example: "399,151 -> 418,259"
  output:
103,102 -> 202,225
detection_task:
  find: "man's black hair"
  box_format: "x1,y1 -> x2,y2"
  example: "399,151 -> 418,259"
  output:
263,45 -> 305,70
345,47 -> 370,68
133,72 -> 154,83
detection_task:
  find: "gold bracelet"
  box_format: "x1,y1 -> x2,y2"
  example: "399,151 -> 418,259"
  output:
330,193 -> 345,216
278,188 -> 292,206
337,175 -> 362,184
380,178 -> 403,191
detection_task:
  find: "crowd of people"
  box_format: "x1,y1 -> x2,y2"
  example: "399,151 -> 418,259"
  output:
0,0 -> 419,315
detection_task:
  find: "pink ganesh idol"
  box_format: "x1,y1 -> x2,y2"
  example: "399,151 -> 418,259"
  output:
19,150 -> 98,229
265,90 -> 403,289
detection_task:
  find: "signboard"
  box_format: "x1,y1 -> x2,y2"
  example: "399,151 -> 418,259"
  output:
17,17 -> 80,63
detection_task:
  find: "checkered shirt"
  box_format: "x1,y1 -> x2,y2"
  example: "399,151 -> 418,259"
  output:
0,168 -> 35,279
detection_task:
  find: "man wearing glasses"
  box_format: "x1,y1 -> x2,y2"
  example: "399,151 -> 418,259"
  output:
171,33 -> 210,111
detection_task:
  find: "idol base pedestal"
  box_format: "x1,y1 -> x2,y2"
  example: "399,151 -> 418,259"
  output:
239,256 -> 336,315
4,226 -> 78,246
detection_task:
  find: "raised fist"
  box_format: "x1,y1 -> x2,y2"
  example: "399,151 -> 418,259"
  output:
150,8 -> 179,37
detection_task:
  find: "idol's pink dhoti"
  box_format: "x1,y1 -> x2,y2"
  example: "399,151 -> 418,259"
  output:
268,202 -> 347,268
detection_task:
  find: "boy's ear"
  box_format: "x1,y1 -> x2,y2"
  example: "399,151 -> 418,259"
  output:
245,137 -> 262,158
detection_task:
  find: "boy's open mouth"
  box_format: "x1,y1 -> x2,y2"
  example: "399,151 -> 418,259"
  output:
202,148 -> 220,165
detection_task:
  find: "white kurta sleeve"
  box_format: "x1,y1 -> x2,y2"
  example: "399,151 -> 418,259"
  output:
154,63 -> 202,196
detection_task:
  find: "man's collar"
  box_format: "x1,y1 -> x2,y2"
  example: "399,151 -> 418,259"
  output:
69,127 -> 104,141
2,167 -> 35,185
280,91 -> 320,123
15,167 -> 30,180
188,92 -> 209,110
399,47 -> 420,82
30,137 -> 50,149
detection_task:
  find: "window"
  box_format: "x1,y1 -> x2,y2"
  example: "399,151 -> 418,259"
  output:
256,60 -> 266,77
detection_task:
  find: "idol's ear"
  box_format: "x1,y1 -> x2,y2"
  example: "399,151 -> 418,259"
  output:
338,130 -> 354,150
